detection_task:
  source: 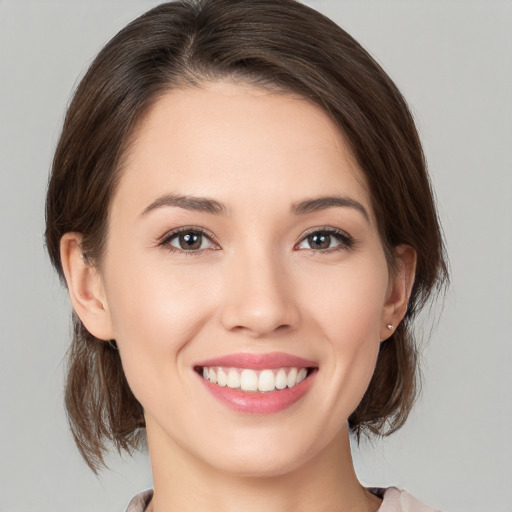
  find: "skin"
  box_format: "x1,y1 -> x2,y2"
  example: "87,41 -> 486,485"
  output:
61,81 -> 416,512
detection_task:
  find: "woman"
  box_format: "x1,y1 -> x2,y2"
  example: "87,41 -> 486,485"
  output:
45,0 -> 448,511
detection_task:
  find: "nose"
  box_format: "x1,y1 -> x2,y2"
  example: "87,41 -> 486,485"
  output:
219,249 -> 300,337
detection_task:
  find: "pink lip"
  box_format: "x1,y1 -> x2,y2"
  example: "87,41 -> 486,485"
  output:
197,370 -> 316,415
194,352 -> 317,370
194,352 -> 318,415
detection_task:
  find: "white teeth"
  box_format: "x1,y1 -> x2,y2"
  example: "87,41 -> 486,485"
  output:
227,368 -> 240,389
275,368 -> 287,389
297,368 -> 308,384
240,369 -> 259,391
208,367 -> 217,384
202,366 -> 312,392
217,368 -> 227,387
258,369 -> 275,392
287,368 -> 298,388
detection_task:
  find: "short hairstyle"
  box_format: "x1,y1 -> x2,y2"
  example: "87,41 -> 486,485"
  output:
45,0 -> 448,472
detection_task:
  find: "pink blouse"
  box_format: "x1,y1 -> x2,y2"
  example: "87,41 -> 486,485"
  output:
125,487 -> 441,511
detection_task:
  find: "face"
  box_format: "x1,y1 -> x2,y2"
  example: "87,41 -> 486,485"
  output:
93,81 -> 403,476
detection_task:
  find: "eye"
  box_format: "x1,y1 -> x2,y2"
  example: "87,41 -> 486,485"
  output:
160,228 -> 218,253
296,228 -> 354,252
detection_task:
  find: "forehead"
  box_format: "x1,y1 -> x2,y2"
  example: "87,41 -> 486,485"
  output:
114,81 -> 372,218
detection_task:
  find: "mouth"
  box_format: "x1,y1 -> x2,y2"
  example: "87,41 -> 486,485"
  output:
194,365 -> 317,393
193,352 -> 318,414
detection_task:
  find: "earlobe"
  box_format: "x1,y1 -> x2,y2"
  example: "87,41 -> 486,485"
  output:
60,233 -> 115,341
380,244 -> 417,340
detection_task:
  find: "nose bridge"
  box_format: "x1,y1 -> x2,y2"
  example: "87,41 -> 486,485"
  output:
220,241 -> 298,336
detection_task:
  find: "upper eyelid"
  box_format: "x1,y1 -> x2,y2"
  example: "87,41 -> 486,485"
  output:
159,228 -> 220,256
297,226 -> 352,241
295,226 -> 355,251
159,226 -> 218,245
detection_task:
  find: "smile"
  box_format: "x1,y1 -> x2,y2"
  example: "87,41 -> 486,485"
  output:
194,353 -> 318,414
198,366 -> 313,393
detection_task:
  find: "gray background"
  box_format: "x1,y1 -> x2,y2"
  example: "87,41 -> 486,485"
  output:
1,1 -> 511,511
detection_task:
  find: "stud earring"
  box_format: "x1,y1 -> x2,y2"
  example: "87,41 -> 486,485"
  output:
386,324 -> 393,330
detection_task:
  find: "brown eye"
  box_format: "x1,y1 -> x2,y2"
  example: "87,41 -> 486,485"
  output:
296,228 -> 354,252
164,229 -> 217,252
307,233 -> 332,250
178,232 -> 202,250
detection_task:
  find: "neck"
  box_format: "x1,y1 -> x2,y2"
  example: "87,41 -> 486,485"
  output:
145,418 -> 381,512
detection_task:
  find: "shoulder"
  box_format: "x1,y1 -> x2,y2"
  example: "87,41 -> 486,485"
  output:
125,489 -> 153,512
376,487 -> 441,512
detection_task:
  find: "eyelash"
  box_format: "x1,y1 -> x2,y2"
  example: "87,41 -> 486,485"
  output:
158,226 -> 355,255
296,226 -> 355,254
158,226 -> 219,255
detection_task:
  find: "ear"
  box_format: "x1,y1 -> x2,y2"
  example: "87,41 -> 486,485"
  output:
380,244 -> 417,341
60,233 -> 115,341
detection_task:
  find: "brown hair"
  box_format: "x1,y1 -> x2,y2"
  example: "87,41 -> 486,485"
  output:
45,0 -> 448,472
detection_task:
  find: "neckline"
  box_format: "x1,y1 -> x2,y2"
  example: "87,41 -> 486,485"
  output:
130,487 -> 389,512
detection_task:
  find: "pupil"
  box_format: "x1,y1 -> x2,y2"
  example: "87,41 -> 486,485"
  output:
309,233 -> 330,249
180,232 -> 201,250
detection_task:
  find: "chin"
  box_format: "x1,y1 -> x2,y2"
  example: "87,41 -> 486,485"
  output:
192,425 -> 334,479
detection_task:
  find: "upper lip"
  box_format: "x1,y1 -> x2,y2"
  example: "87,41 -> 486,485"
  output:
194,352 -> 318,370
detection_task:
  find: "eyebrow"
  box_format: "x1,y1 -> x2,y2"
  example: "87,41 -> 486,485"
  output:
291,196 -> 370,222
139,194 -> 227,217
139,193 -> 369,221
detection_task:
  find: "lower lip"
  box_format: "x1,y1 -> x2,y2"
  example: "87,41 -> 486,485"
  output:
198,371 -> 316,414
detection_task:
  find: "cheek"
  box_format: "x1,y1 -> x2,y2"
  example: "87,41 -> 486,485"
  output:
102,255 -> 219,401
106,246 -> 215,331
302,258 -> 388,412
305,257 -> 389,341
